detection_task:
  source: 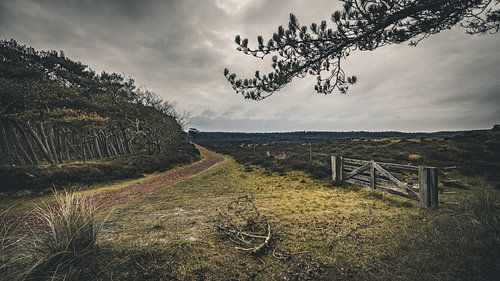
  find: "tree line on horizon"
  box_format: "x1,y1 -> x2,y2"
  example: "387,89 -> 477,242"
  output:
192,129 -> 486,142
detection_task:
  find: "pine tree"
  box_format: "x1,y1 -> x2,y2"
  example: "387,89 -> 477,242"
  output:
224,0 -> 499,100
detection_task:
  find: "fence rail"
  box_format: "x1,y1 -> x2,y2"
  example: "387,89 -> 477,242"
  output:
331,155 -> 438,209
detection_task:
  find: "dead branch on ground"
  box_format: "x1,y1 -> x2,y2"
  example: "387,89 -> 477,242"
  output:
217,195 -> 271,255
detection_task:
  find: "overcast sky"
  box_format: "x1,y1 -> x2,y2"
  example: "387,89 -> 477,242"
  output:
1,0 -> 499,132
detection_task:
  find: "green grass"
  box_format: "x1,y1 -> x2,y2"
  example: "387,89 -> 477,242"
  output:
0,152 -> 208,213
0,143 -> 201,194
0,172 -> 161,214
59,157 -> 499,281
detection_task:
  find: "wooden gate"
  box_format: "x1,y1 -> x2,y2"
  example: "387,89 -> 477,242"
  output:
331,155 -> 438,209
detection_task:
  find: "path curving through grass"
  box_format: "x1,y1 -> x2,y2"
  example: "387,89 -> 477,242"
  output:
92,145 -> 225,211
2,145 -> 224,220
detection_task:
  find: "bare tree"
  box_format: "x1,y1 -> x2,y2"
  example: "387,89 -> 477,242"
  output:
160,101 -> 191,131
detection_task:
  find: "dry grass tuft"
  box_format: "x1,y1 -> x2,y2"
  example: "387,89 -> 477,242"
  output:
20,189 -> 103,279
0,208 -> 25,280
469,181 -> 500,241
1,208 -> 14,258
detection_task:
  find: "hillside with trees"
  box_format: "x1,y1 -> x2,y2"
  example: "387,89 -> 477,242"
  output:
0,39 -> 199,191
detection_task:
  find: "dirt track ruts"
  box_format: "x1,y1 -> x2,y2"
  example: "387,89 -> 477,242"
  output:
4,146 -> 223,227
94,145 -> 224,211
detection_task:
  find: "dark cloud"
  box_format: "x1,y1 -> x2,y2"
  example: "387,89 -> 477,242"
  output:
1,0 -> 499,132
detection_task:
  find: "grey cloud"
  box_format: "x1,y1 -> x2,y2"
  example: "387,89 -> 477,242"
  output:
200,109 -> 217,117
1,0 -> 499,132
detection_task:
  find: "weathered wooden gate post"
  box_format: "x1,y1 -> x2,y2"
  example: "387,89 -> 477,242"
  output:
418,166 -> 439,209
370,160 -> 375,189
331,155 -> 343,185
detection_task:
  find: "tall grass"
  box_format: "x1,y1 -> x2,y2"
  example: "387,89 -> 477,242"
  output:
1,208 -> 14,262
21,189 -> 102,280
379,181 -> 500,281
469,180 -> 499,240
0,208 -> 24,279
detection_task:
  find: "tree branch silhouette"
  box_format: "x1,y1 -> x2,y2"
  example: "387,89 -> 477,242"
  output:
224,0 -> 499,100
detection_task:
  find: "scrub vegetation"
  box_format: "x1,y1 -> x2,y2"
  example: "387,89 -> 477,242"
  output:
2,154 -> 498,280
200,128 -> 500,188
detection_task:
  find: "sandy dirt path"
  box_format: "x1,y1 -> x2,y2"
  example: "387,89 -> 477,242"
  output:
3,145 -> 224,228
93,145 -> 224,211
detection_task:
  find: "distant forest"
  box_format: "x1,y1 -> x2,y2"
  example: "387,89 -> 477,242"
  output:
193,130 -> 489,142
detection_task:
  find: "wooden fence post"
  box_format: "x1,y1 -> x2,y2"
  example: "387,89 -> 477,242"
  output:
331,155 -> 343,185
370,160 -> 375,189
309,144 -> 312,163
419,166 -> 439,209
331,156 -> 334,182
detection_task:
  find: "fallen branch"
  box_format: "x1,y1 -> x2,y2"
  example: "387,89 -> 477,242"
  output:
217,195 -> 272,255
272,247 -> 309,261
234,221 -> 271,254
